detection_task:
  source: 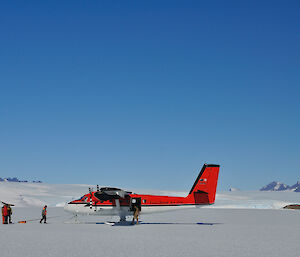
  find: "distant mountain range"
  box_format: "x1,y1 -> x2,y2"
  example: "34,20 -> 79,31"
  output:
260,181 -> 300,192
0,177 -> 42,183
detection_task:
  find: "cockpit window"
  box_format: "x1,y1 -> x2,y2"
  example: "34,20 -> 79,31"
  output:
94,192 -> 115,201
76,196 -> 88,202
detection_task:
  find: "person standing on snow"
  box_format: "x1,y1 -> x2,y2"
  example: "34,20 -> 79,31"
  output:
7,205 -> 12,223
2,204 -> 8,224
40,205 -> 47,224
131,205 -> 140,225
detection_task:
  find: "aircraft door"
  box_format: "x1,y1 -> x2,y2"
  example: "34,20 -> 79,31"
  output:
130,197 -> 141,212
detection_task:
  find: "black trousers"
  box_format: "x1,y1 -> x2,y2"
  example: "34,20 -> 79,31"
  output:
40,215 -> 47,223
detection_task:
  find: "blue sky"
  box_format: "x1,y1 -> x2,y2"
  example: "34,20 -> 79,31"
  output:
1,1 -> 299,191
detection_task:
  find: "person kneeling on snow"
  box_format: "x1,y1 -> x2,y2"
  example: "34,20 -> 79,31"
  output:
40,205 -> 47,224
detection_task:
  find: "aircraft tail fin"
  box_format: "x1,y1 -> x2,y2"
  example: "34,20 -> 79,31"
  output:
187,164 -> 220,205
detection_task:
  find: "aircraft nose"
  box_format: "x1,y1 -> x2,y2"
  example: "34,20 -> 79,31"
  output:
64,202 -> 76,213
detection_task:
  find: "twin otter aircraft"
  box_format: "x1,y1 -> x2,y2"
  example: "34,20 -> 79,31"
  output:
64,164 -> 220,221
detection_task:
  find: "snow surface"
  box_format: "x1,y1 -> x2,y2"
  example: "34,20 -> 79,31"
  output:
0,182 -> 92,207
1,183 -> 300,256
212,191 -> 300,209
1,207 -> 300,257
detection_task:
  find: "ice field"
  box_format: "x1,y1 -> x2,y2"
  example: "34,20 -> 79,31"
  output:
1,183 -> 300,257
1,207 -> 300,257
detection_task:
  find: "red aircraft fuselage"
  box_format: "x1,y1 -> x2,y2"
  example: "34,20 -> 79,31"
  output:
64,164 -> 220,219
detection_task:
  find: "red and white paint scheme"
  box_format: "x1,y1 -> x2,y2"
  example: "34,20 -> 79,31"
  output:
64,164 -> 220,221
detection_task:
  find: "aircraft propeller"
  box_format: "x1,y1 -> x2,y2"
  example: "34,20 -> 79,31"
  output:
84,186 -> 132,207
88,187 -> 93,209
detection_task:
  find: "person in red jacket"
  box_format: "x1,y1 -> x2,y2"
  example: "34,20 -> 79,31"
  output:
2,204 -> 8,224
40,205 -> 47,224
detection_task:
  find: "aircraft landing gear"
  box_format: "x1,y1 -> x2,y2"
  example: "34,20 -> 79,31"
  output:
119,216 -> 126,222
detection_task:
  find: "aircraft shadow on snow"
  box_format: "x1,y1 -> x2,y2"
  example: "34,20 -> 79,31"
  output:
81,221 -> 223,226
139,222 -> 222,226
